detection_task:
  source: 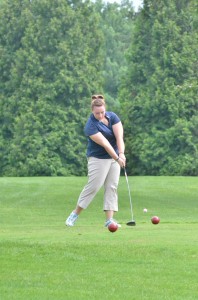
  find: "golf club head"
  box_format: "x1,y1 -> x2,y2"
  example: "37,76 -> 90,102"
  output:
126,220 -> 136,226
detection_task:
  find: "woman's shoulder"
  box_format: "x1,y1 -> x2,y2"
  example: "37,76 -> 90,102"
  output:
106,111 -> 116,117
85,113 -> 98,129
106,111 -> 120,119
87,113 -> 96,124
84,114 -> 98,136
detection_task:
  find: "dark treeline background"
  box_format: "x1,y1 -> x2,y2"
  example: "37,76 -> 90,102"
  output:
0,0 -> 197,176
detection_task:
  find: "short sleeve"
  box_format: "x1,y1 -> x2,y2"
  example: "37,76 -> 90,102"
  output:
84,118 -> 99,136
108,112 -> 120,125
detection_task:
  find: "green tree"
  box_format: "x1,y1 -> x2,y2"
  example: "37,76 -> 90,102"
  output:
0,0 -> 104,176
95,0 -> 135,111
120,0 -> 198,175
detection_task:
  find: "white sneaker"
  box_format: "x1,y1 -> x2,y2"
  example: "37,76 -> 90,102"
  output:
105,218 -> 121,228
65,212 -> 78,227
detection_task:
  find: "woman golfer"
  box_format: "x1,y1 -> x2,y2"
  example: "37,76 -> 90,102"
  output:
66,94 -> 126,227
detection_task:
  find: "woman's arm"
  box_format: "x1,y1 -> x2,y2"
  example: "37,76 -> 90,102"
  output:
89,132 -> 125,167
112,121 -> 126,159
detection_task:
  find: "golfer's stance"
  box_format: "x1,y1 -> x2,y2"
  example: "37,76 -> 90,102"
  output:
66,94 -> 126,227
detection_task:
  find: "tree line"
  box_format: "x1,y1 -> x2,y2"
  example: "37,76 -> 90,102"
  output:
0,0 -> 197,176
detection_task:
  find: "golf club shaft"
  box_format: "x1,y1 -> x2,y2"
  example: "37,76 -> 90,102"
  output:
124,167 -> 134,220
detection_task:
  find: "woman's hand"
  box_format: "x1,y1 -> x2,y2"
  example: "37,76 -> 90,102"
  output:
117,157 -> 125,168
119,153 -> 126,162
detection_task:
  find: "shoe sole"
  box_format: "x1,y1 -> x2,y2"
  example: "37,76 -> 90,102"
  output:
65,221 -> 74,227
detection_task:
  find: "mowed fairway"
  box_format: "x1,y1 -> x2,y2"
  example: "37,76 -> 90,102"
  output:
0,176 -> 197,300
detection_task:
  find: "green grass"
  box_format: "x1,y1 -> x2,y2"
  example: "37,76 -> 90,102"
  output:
0,176 -> 197,300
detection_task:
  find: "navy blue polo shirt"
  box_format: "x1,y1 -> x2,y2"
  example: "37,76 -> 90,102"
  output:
84,111 -> 120,158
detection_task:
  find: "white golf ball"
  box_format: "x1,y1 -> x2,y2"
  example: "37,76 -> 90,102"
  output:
143,208 -> 148,213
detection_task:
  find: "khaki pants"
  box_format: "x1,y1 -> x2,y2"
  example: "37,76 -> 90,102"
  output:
77,157 -> 120,211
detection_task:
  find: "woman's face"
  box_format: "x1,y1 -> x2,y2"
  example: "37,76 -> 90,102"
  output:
92,105 -> 106,121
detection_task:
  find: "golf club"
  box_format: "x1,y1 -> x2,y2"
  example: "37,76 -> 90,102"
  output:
124,167 -> 136,226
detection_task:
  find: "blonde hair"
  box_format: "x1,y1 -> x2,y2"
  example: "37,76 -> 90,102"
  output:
91,94 -> 105,110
